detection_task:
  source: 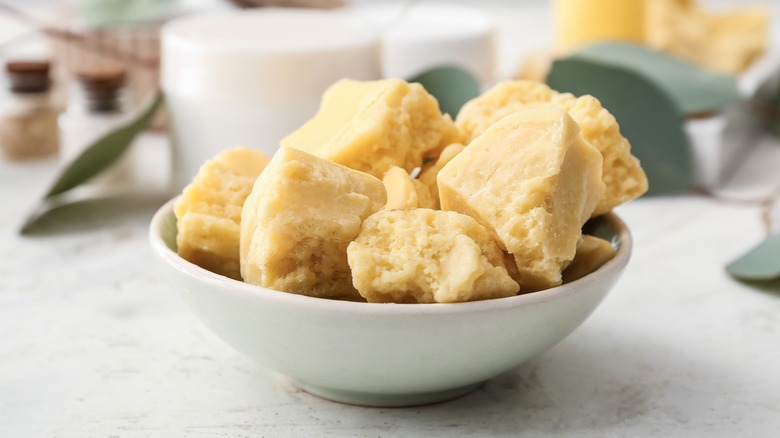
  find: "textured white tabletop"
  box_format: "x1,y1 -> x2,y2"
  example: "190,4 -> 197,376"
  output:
2,133 -> 780,437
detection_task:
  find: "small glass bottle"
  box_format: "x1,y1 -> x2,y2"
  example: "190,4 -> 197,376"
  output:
59,68 -> 132,184
0,60 -> 60,160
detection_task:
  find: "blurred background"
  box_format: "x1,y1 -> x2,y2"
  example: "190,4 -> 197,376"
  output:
2,0 -> 776,113
1,0 -> 778,204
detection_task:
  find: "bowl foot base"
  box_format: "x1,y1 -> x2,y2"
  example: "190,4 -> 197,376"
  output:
290,380 -> 483,407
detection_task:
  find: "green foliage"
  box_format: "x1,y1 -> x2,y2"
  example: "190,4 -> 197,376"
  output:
569,43 -> 741,115
80,0 -> 174,26
20,92 -> 163,234
727,233 -> 780,281
409,66 -> 480,118
548,43 -> 743,196
548,57 -> 692,195
45,92 -> 163,197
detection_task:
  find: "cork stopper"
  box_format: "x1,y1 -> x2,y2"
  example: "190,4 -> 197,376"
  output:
76,68 -> 127,113
5,60 -> 51,93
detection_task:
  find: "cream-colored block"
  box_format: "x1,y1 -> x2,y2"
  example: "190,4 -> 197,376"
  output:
456,80 -> 647,216
347,209 -> 519,303
438,108 -> 605,291
516,48 -> 558,83
646,0 -> 768,74
554,0 -> 646,51
240,147 -> 386,300
561,94 -> 648,216
416,143 -> 465,209
562,235 -> 616,283
281,78 -> 461,178
705,8 -> 768,74
382,166 -> 418,210
412,179 -> 437,209
174,147 -> 270,280
645,0 -> 705,66
456,81 -> 557,141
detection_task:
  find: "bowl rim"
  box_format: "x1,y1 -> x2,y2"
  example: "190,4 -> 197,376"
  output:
149,197 -> 632,315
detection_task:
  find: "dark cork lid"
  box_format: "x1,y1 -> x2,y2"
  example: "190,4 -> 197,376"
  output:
75,67 -> 128,112
5,60 -> 51,93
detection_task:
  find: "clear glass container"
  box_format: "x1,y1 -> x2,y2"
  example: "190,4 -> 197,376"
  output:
58,68 -> 133,185
0,61 -> 60,160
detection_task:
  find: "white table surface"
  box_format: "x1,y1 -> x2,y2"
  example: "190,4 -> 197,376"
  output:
2,1 -> 780,436
2,133 -> 780,437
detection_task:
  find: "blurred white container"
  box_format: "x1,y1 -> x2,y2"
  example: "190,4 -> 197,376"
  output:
349,2 -> 494,88
161,9 -> 380,191
686,51 -> 780,188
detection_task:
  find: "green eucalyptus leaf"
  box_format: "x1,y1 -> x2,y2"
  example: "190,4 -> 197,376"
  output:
547,57 -> 693,196
566,42 -> 741,115
726,233 -> 780,281
80,0 -> 174,27
408,65 -> 480,118
44,92 -> 163,198
19,92 -> 163,235
19,189 -> 168,236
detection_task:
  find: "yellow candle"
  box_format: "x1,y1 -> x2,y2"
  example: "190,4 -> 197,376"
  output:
554,0 -> 646,51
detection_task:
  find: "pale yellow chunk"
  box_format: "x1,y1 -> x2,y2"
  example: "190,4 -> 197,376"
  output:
382,166 -> 417,210
347,209 -> 519,303
553,0 -> 646,51
281,78 -> 461,178
646,0 -> 768,74
705,8 -> 768,73
456,80 -> 648,216
412,180 -> 437,209
516,49 -> 558,83
456,81 -> 557,141
240,147 -> 386,301
438,108 -> 605,291
645,0 -> 706,68
416,143 -> 465,209
562,235 -> 616,283
174,147 -> 270,280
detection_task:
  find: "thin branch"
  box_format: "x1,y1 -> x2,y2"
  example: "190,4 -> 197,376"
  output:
0,2 -> 159,70
695,186 -> 780,235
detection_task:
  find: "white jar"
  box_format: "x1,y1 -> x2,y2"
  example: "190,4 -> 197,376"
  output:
348,2 -> 495,89
161,9 -> 381,192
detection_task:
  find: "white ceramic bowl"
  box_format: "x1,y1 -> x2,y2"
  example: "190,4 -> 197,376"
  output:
149,198 -> 632,407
